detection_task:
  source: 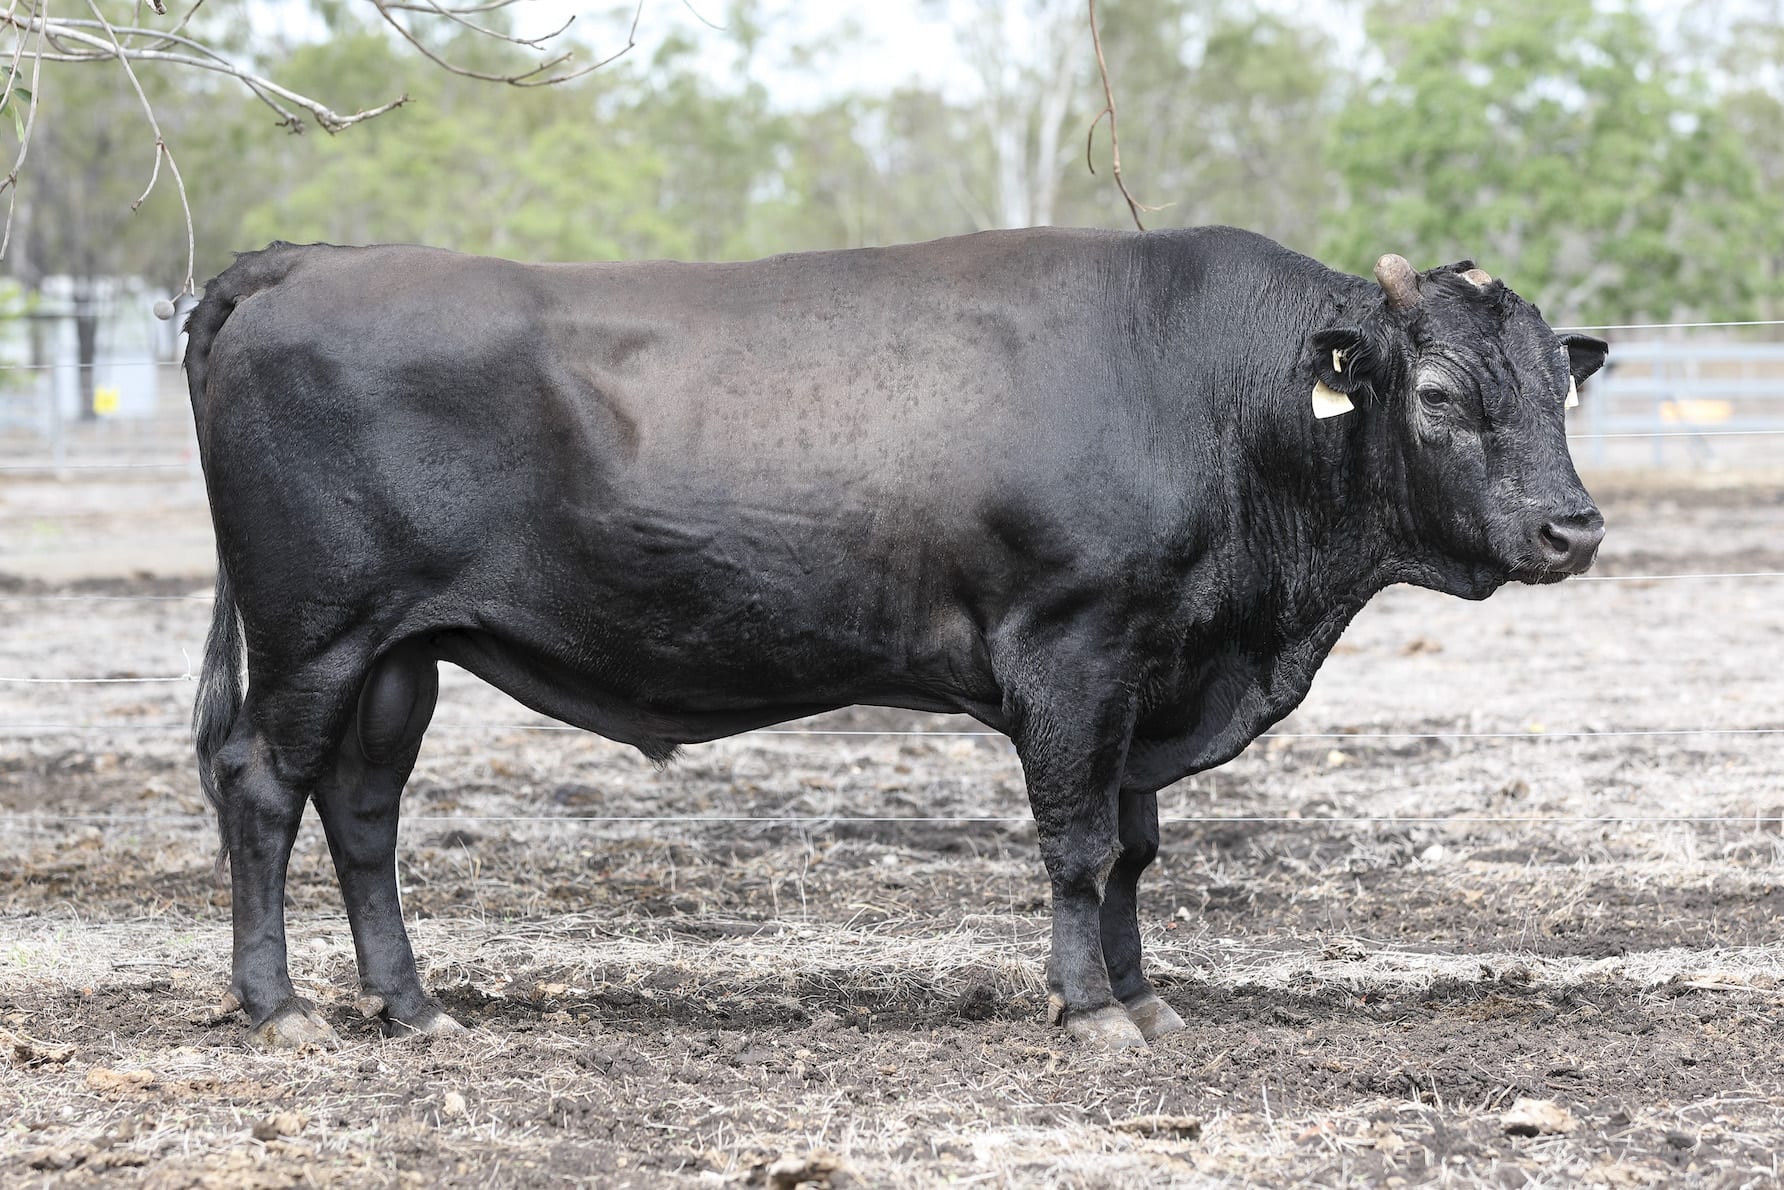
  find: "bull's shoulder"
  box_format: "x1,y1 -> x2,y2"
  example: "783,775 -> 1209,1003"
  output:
1136,225 -> 1355,292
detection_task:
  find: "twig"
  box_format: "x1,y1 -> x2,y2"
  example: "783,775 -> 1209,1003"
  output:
0,0 -> 44,263
35,17 -> 303,127
82,0 -> 194,293
381,0 -> 527,14
679,0 -> 723,31
161,0 -> 201,43
370,0 -> 644,88
409,0 -> 574,52
1084,0 -> 1160,232
0,0 -> 31,116
9,17 -> 409,132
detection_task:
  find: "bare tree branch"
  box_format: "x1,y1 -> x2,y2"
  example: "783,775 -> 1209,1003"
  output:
83,0 -> 194,292
11,14 -> 409,131
0,0 -> 45,263
0,0 -> 653,285
408,0 -> 573,52
369,0 -> 644,89
1085,0 -> 1161,232
0,0 -> 34,116
679,0 -> 723,32
381,0 -> 530,16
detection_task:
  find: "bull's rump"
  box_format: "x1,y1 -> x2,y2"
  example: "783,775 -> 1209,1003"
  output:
197,231 -> 1152,729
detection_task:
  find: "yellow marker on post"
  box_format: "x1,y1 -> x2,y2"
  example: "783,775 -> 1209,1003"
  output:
93,386 -> 121,416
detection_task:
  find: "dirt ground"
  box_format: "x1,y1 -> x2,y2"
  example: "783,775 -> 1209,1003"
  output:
2,471 -> 1782,1188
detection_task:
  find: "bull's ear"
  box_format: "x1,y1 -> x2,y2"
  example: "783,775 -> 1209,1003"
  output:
1559,333 -> 1608,383
1309,326 -> 1378,395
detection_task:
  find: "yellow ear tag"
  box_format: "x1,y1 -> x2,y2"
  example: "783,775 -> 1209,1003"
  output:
1564,374 -> 1579,410
1312,347 -> 1354,418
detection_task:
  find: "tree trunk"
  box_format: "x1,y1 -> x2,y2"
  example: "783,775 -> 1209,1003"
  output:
73,278 -> 98,421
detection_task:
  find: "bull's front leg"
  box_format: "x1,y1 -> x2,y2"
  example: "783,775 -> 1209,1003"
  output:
1010,688 -> 1148,1050
1100,790 -> 1186,1040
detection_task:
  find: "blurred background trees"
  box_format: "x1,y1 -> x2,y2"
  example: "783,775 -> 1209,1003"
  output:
10,0 -> 1784,334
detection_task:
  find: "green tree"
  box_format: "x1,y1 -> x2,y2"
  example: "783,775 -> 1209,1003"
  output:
226,15 -> 798,264
1325,0 -> 1781,324
1693,0 -> 1784,320
1063,0 -> 1340,249
9,62 -> 192,416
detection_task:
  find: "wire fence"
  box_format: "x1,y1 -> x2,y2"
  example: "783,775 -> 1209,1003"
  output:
1,427 -> 1778,473
0,568 -> 1779,614
3,318 -> 1781,838
9,315 -> 1784,477
1,719 -> 1781,741
2,811 -> 1781,830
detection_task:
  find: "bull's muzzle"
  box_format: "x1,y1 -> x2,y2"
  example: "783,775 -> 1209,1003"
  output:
1534,508 -> 1605,575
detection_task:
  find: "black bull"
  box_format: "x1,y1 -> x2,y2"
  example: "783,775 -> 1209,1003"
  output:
184,226 -> 1607,1049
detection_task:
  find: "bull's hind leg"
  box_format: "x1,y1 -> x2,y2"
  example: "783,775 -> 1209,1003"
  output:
215,683 -> 353,1049
1100,791 -> 1186,1041
311,648 -> 459,1038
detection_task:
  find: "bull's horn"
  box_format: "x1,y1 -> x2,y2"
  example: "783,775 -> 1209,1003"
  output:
1374,253 -> 1421,310
1462,267 -> 1493,287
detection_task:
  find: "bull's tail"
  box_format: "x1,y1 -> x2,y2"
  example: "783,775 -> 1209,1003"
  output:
193,564 -> 243,876
183,242 -> 308,873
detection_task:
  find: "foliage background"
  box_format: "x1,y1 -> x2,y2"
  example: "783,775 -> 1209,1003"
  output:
13,0 -> 1784,328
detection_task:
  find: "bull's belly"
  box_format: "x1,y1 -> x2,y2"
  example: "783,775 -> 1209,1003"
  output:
413,544 -> 1001,753
428,622 -> 991,754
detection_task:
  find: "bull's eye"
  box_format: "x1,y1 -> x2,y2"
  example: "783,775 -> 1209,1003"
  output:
1416,385 -> 1452,411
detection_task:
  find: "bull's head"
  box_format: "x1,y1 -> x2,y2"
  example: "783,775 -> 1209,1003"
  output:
1308,254 -> 1607,599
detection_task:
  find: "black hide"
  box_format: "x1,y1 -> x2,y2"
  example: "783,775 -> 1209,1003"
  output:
185,226 -> 1603,1047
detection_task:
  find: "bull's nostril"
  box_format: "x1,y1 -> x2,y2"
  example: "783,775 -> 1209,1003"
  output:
1540,523 -> 1571,558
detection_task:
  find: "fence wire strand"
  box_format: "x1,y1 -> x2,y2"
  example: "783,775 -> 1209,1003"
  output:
1,811 -> 1779,829
0,461 -> 191,472
0,720 -> 1779,742
0,569 -> 1779,610
0,675 -> 193,684
1554,318 -> 1784,332
0,422 -> 1776,477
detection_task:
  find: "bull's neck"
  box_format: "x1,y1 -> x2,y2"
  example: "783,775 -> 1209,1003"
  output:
1224,292 -> 1399,634
1229,452 -> 1395,643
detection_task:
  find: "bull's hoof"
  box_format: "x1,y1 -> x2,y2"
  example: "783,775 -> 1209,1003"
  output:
1122,992 -> 1187,1041
1062,1003 -> 1148,1050
384,1006 -> 466,1040
249,999 -> 340,1050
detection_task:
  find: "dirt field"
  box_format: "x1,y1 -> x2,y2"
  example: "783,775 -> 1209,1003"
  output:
2,472 -> 1782,1188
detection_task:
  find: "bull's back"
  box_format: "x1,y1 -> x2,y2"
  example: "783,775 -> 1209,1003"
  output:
205,231 -> 1134,500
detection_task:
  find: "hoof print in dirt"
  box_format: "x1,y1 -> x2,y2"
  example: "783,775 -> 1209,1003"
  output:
954,979 -> 1000,1021
84,1067 -> 155,1093
760,1150 -> 845,1190
249,1001 -> 340,1051
1500,1098 -> 1579,1137
4,1029 -> 74,1067
1111,1114 -> 1203,1140
250,1112 -> 307,1141
384,1008 -> 467,1040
